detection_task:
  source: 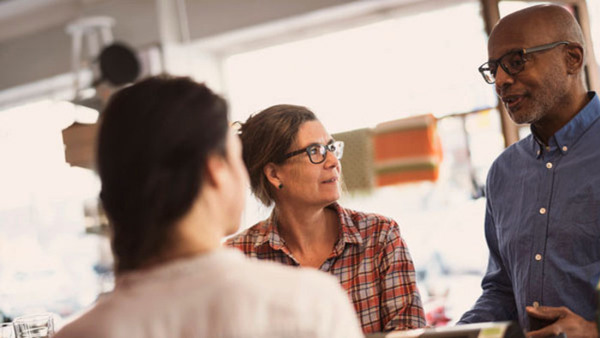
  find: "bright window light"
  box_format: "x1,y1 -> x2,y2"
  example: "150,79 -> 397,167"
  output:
0,99 -> 101,318
223,2 -> 496,134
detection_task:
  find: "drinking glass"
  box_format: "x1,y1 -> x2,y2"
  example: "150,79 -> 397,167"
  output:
12,314 -> 54,338
0,323 -> 15,338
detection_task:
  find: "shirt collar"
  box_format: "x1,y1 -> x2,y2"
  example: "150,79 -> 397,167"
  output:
333,203 -> 363,246
254,213 -> 285,250
530,92 -> 600,158
253,203 -> 364,251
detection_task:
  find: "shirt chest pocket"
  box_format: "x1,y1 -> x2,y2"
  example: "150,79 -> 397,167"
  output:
563,186 -> 600,238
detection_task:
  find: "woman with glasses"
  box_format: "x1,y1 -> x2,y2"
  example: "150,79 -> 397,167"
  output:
226,104 -> 425,334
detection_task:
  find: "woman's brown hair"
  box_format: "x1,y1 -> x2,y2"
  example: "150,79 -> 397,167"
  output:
239,104 -> 316,206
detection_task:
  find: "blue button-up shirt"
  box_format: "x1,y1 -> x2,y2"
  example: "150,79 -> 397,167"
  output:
459,92 -> 600,329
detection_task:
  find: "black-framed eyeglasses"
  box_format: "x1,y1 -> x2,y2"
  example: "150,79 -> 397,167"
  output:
282,140 -> 344,164
478,41 -> 570,84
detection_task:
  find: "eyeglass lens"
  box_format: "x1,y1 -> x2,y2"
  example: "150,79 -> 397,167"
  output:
307,142 -> 343,164
481,51 -> 525,84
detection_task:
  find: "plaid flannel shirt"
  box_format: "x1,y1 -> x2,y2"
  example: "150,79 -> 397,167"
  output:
226,203 -> 426,333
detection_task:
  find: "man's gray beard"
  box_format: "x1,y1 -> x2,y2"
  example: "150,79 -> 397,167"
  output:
510,71 -> 566,125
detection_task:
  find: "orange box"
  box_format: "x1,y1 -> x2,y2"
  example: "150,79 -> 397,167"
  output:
373,114 -> 442,186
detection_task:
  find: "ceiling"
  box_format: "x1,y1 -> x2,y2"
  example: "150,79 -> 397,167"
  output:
0,0 -> 109,43
0,0 -> 452,98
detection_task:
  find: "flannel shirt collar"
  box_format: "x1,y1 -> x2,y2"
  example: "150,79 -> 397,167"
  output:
253,203 -> 363,251
333,203 -> 363,246
254,212 -> 285,250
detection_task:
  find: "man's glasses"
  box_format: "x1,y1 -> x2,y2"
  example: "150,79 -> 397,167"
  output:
478,41 -> 569,84
283,141 -> 344,164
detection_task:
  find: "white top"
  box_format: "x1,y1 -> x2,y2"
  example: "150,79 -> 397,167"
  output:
54,248 -> 364,338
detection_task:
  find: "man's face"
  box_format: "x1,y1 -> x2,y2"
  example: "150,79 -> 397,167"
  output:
488,25 -> 569,125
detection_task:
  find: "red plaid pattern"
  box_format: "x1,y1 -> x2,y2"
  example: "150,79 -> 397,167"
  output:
226,203 -> 426,333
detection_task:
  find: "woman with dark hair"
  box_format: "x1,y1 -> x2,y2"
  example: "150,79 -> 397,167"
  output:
54,77 -> 363,338
227,104 -> 426,333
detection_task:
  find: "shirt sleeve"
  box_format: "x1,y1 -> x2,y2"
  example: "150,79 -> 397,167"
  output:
379,220 -> 426,330
458,194 -> 518,324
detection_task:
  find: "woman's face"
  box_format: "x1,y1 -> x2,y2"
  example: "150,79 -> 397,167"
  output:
277,120 -> 341,208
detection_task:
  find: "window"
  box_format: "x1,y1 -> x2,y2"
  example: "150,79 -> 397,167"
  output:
223,2 -> 496,133
0,100 -> 104,320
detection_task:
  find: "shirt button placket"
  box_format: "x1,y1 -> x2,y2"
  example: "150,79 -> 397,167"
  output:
530,149 -> 554,314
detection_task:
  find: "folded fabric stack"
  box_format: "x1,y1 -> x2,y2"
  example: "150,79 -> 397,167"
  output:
373,114 -> 443,186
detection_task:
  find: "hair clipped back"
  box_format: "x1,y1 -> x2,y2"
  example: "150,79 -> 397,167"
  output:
238,104 -> 316,206
97,75 -> 228,273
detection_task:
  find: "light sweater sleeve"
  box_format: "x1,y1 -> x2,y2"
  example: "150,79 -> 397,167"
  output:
315,273 -> 365,338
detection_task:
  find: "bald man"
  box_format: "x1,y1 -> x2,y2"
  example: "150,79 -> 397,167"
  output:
459,5 -> 599,337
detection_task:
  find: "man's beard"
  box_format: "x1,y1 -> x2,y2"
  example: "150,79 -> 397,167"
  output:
509,68 -> 567,125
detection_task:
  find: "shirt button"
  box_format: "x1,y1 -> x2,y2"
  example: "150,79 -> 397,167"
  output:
562,146 -> 568,151
533,301 -> 540,308
539,207 -> 547,215
535,254 -> 542,261
546,162 -> 552,169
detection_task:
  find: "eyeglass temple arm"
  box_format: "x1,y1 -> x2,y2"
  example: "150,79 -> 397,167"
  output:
524,41 -> 569,54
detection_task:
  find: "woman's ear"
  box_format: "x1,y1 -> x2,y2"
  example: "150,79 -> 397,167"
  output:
263,163 -> 282,189
205,153 -> 226,188
565,43 -> 584,74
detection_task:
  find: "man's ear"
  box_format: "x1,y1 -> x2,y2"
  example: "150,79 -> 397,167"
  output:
263,163 -> 282,189
565,43 -> 584,74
